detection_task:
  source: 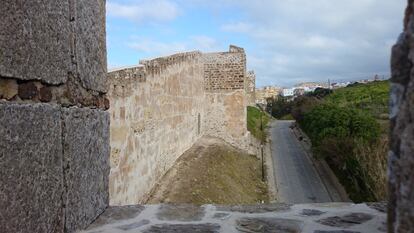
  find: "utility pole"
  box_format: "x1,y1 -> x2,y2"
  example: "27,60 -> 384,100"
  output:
260,114 -> 265,182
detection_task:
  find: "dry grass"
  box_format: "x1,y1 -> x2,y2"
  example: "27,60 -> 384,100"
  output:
355,136 -> 389,200
146,137 -> 269,205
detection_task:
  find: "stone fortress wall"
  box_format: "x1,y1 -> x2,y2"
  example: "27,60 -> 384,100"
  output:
202,46 -> 252,152
246,70 -> 256,106
0,1 -> 109,232
108,46 -> 253,205
108,52 -> 206,205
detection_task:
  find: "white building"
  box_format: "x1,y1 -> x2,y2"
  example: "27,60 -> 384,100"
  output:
282,88 -> 295,97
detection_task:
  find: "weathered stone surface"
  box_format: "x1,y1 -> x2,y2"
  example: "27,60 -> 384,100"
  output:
0,1 -> 71,84
0,103 -> 64,233
213,212 -> 231,219
18,82 -> 38,100
39,86 -> 53,102
316,213 -> 373,228
216,203 -> 291,213
74,0 -> 108,93
142,224 -> 220,233
157,204 -> 205,221
80,203 -> 386,233
0,78 -> 18,100
63,107 -> 110,232
108,56 -> 206,205
388,3 -> 414,232
236,218 -> 303,233
301,209 -> 326,216
366,202 -> 387,213
87,205 -> 145,230
314,231 -> 360,233
116,219 -> 150,231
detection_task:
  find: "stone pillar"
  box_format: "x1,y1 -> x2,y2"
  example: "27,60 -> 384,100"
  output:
389,1 -> 414,232
0,1 -> 109,232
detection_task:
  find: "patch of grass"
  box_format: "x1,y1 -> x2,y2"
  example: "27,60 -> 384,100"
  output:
247,106 -> 271,142
279,114 -> 294,120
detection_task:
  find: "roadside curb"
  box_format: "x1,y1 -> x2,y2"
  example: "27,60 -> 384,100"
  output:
264,120 -> 279,202
290,122 -> 351,202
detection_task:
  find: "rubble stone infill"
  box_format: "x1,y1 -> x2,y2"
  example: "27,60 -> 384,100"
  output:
82,203 -> 386,233
0,77 -> 109,110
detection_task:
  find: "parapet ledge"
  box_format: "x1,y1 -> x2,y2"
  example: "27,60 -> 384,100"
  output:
108,65 -> 145,73
229,45 -> 245,53
107,65 -> 146,85
139,51 -> 202,73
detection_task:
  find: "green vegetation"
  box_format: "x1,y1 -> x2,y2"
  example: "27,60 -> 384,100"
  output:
247,106 -> 271,142
325,81 -> 389,118
270,80 -> 390,202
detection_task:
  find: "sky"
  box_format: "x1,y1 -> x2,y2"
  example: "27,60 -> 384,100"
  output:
106,0 -> 406,87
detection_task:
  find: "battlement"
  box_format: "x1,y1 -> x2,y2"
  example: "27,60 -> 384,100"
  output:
139,51 -> 202,75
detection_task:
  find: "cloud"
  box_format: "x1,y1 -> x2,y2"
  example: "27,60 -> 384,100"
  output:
223,0 -> 406,86
128,38 -> 187,56
127,35 -> 221,58
107,0 -> 406,86
107,0 -> 179,23
190,36 -> 220,51
220,22 -> 253,33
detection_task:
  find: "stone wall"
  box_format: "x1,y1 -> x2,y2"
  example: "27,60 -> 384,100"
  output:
107,46 -> 252,205
388,1 -> 414,232
246,71 -> 256,106
202,45 -> 246,91
202,45 -> 250,152
0,1 -> 109,233
108,52 -> 206,205
204,91 -> 251,152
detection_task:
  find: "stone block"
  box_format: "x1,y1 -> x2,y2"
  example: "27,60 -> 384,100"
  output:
0,1 -> 71,84
0,103 -> 64,233
0,79 -> 18,100
317,213 -> 374,228
216,203 -> 292,213
62,107 -> 110,232
87,205 -> 145,230
143,224 -> 220,233
236,218 -> 303,233
74,0 -> 108,93
157,204 -> 205,221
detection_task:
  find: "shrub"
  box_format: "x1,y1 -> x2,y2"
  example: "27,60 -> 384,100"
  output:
300,104 -> 381,202
300,104 -> 380,146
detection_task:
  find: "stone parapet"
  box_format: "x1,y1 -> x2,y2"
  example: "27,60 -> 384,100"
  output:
388,1 -> 414,232
82,203 -> 386,233
140,51 -> 202,76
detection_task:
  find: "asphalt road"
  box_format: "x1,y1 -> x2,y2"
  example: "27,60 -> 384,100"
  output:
270,120 -> 336,203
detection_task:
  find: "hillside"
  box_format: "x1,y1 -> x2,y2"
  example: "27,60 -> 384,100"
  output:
273,80 -> 390,202
325,81 -> 389,119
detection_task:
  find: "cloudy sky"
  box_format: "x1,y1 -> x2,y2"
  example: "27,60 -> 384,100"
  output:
107,0 -> 406,87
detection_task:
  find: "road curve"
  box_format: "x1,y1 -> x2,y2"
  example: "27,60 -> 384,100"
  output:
270,120 -> 337,204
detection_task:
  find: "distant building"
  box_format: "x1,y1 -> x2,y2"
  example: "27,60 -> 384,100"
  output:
295,82 -> 327,93
256,86 -> 282,104
282,88 -> 295,97
294,88 -> 305,96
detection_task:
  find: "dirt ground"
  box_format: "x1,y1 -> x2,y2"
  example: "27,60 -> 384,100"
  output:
145,137 -> 269,205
